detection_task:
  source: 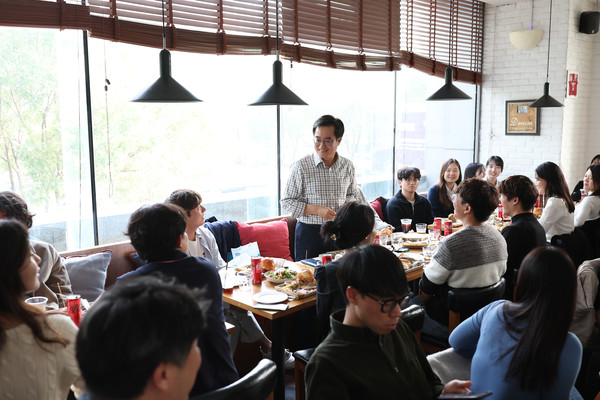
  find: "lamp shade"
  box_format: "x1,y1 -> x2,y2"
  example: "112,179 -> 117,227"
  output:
132,49 -> 201,103
426,67 -> 472,101
250,60 -> 307,106
529,82 -> 563,108
509,29 -> 544,50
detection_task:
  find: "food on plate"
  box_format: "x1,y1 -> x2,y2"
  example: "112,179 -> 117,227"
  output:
235,264 -> 251,273
448,213 -> 456,222
276,281 -> 317,298
261,258 -> 276,271
296,269 -> 316,288
378,228 -> 393,236
400,259 -> 412,270
265,267 -> 297,281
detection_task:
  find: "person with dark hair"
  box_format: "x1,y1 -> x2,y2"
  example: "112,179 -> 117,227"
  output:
166,189 -> 295,368
315,201 -> 376,340
485,155 -> 504,187
306,245 -> 471,399
118,203 -> 238,396
0,219 -> 84,398
427,158 -> 462,218
498,175 -> 546,298
574,164 -> 600,227
385,166 -> 434,232
0,191 -> 73,308
281,115 -> 387,260
571,154 -> 600,202
419,179 -> 507,329
450,246 -> 582,398
76,276 -> 205,400
463,162 -> 485,180
535,162 -> 575,241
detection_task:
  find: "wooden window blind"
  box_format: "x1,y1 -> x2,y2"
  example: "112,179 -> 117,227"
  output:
0,0 -> 482,83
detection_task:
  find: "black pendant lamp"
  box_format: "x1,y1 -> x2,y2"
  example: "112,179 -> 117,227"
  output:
427,0 -> 472,101
529,0 -> 563,108
132,0 -> 201,103
249,0 -> 307,106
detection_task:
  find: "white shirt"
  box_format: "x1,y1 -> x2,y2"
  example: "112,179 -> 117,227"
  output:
574,195 -> 600,227
187,226 -> 227,270
0,314 -> 84,400
538,197 -> 574,241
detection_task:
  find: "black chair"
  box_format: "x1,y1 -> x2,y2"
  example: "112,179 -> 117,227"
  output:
420,278 -> 506,353
190,359 -> 276,400
447,278 -> 505,333
292,304 -> 425,400
551,227 -> 591,268
581,218 -> 600,259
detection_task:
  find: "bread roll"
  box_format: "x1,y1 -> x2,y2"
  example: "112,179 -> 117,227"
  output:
261,258 -> 276,271
296,270 -> 316,287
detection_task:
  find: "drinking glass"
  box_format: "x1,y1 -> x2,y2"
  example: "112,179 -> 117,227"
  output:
415,223 -> 427,234
25,296 -> 48,310
401,219 -> 412,233
238,272 -> 252,292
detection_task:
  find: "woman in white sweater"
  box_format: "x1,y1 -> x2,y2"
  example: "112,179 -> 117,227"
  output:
535,162 -> 575,241
0,219 -> 83,399
575,164 -> 600,227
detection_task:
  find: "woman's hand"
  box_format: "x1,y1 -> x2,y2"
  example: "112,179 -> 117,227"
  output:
441,379 -> 472,394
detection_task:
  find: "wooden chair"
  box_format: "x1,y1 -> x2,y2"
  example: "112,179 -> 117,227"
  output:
190,359 -> 276,400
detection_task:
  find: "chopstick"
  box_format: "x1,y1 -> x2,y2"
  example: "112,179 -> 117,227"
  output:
57,283 -> 66,308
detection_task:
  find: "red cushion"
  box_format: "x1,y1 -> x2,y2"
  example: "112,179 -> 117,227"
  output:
236,219 -> 292,261
370,198 -> 384,221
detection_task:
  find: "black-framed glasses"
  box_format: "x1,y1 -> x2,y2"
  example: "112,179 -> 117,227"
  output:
364,294 -> 410,313
313,137 -> 337,146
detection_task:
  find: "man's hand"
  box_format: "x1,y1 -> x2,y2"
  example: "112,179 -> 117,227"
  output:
441,380 -> 472,394
305,204 -> 336,220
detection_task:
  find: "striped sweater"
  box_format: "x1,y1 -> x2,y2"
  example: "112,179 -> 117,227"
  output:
424,224 -> 507,289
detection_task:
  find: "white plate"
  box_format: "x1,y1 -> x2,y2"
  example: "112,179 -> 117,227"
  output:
252,291 -> 288,304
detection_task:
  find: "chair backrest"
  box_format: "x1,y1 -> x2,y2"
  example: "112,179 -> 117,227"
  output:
190,359 -> 276,400
551,227 -> 591,267
447,278 -> 506,332
581,218 -> 600,259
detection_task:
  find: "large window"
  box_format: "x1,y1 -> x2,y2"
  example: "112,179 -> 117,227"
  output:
1,27 -> 477,251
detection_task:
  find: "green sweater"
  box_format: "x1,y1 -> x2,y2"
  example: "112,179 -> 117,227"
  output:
306,310 -> 444,399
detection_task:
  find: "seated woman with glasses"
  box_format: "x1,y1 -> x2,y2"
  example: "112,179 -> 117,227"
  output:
450,246 -> 582,399
428,158 -> 462,218
385,166 -> 434,232
315,201 -> 377,341
0,220 -> 84,398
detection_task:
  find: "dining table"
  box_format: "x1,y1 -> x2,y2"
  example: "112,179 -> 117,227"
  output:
222,274 -> 316,400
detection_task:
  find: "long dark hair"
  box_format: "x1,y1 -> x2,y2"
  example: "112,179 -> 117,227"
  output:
320,202 -> 374,250
437,158 -> 462,209
535,162 -> 575,213
0,220 -> 68,350
502,246 -> 576,392
587,164 -> 600,197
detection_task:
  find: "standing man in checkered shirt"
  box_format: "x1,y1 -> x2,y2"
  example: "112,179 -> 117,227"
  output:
281,115 -> 387,261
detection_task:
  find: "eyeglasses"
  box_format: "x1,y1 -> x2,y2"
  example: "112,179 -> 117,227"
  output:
364,294 -> 410,313
402,178 -> 420,184
313,137 -> 337,146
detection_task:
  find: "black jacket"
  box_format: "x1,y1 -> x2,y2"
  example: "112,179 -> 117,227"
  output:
385,191 -> 434,231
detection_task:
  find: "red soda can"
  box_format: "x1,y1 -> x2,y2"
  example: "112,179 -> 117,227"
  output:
373,234 -> 380,245
66,295 -> 82,327
251,256 -> 262,285
433,218 -> 442,238
321,253 -> 333,265
444,220 -> 453,236
497,204 -> 504,219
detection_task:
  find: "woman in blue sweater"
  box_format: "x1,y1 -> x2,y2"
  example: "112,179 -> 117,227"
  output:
449,246 -> 582,399
428,158 -> 462,218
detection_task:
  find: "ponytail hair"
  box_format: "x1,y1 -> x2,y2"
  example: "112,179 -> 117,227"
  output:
320,202 -> 374,250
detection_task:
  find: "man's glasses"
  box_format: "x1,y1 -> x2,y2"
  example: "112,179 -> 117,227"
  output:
402,178 -> 420,184
313,137 -> 337,146
365,294 -> 410,313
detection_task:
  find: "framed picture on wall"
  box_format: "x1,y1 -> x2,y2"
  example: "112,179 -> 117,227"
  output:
505,100 -> 540,135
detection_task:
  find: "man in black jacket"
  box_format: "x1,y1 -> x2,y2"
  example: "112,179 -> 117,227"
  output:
385,166 -> 434,232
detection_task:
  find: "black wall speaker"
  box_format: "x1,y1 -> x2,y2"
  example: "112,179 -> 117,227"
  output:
579,11 -> 600,34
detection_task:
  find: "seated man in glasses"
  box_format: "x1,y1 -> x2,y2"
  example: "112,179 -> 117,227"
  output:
306,245 -> 471,399
418,178 -> 507,334
281,115 -> 388,261
385,166 -> 434,232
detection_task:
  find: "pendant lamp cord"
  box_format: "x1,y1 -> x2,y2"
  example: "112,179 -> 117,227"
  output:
545,0 -> 552,82
162,0 -> 167,50
276,0 -> 280,61
529,0 -> 534,30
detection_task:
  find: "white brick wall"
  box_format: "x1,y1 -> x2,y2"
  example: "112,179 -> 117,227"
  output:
480,0 -> 600,188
